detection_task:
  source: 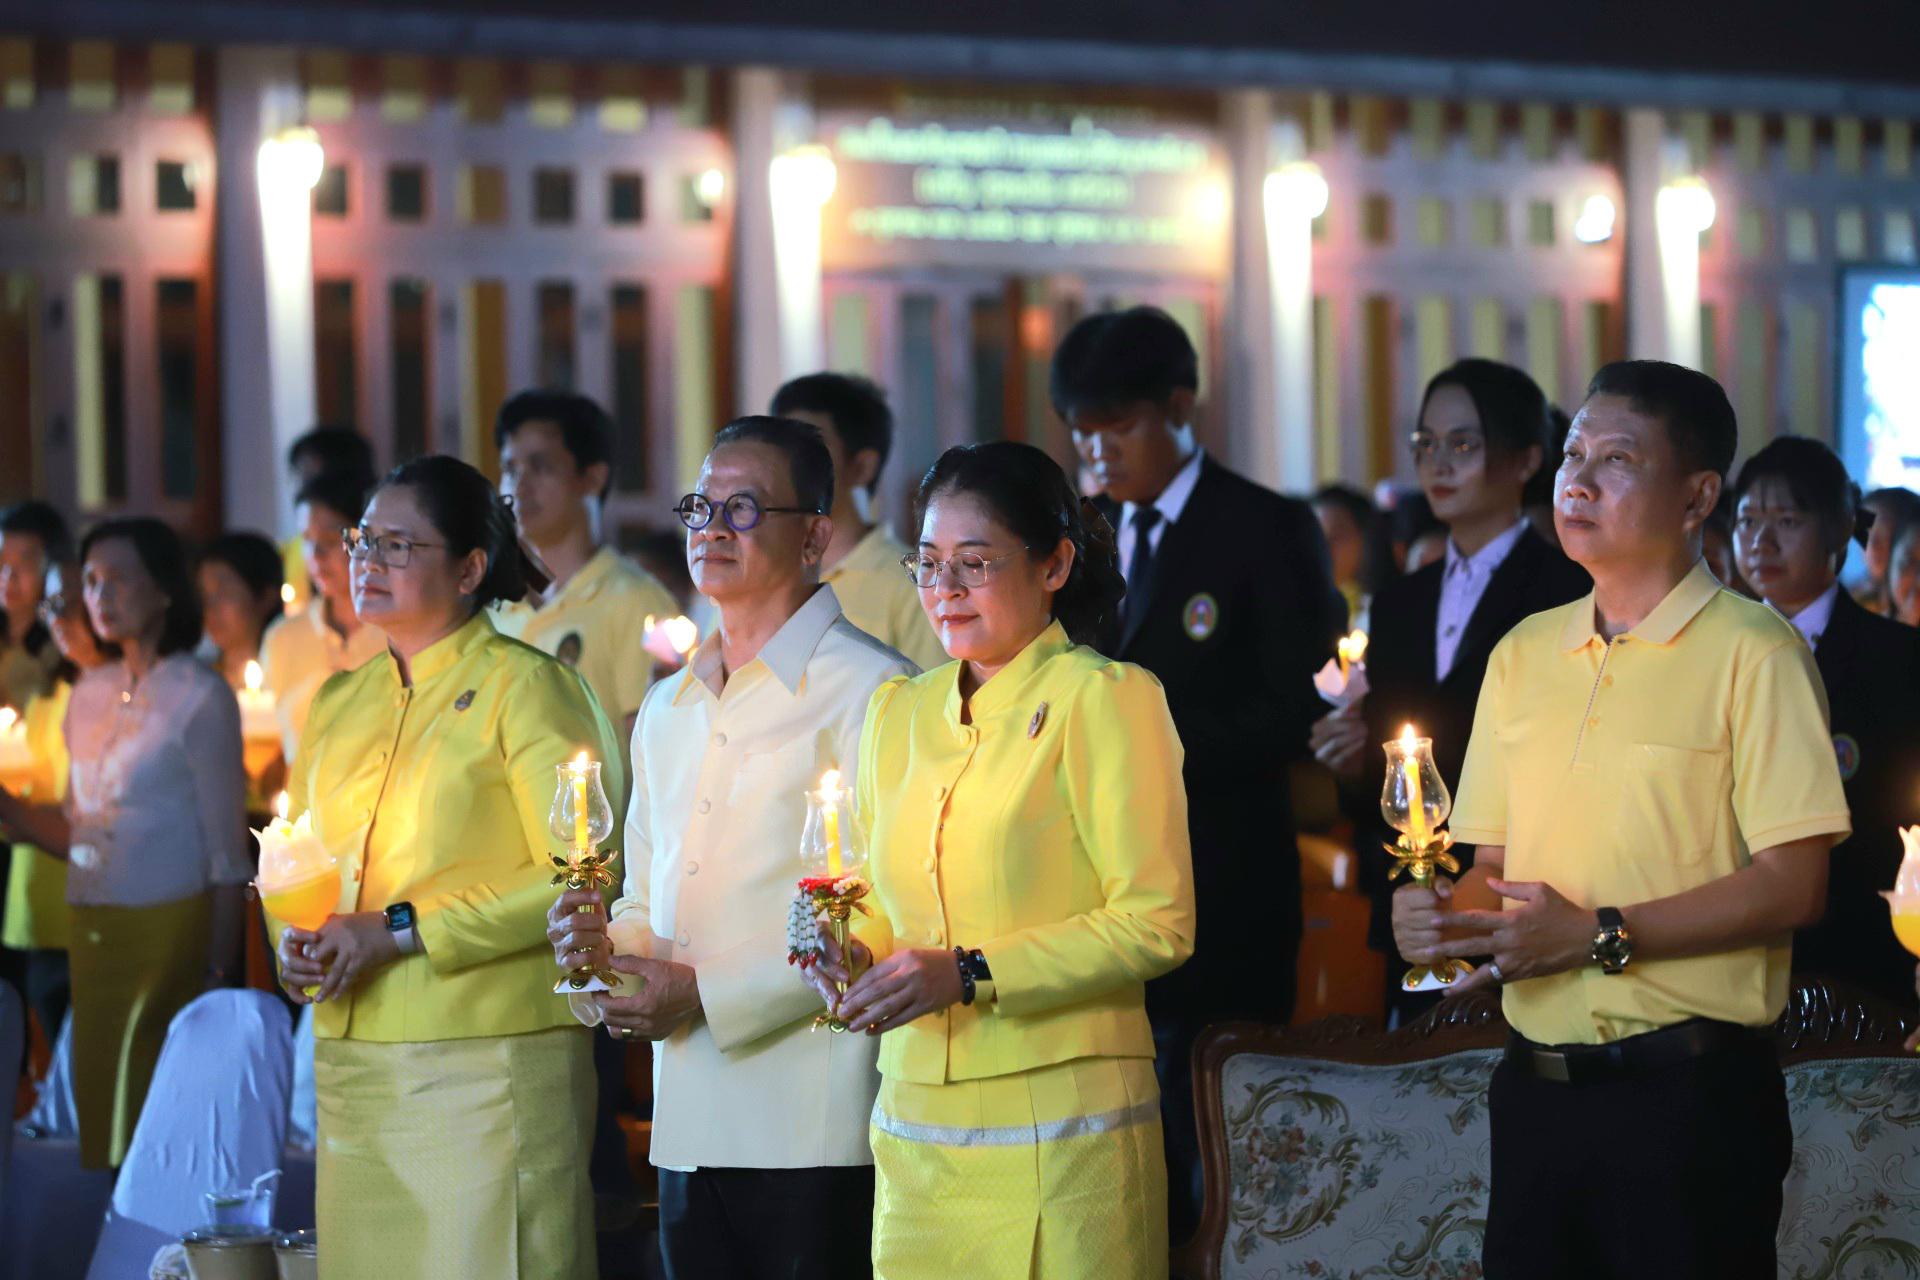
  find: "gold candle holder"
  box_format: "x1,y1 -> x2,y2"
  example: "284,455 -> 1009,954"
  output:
1382,724 -> 1477,993
797,769 -> 870,1032
549,752 -> 621,995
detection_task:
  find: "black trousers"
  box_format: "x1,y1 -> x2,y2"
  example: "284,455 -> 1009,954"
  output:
658,1165 -> 874,1280
1484,1036 -> 1792,1279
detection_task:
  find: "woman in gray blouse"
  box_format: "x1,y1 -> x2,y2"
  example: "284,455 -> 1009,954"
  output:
0,518 -> 250,1168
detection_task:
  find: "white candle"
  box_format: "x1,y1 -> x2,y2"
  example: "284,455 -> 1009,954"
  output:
237,660 -> 277,743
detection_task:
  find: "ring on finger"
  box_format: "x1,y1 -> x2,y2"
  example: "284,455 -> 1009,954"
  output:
1488,961 -> 1505,983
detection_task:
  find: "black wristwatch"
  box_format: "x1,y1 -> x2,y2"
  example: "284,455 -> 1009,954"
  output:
953,947 -> 992,1006
384,901 -> 416,934
1591,906 -> 1633,975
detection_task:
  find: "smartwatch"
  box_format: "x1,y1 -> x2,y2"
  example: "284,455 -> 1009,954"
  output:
385,901 -> 420,955
953,947 -> 992,1006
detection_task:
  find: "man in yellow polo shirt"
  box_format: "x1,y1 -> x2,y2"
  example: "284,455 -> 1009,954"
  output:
1395,361 -> 1849,1279
492,390 -> 678,744
770,373 -> 946,671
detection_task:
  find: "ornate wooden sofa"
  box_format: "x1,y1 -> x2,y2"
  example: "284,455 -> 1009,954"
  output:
1172,979 -> 1920,1280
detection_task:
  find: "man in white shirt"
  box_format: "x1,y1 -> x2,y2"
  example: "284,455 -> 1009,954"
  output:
548,415 -> 915,1278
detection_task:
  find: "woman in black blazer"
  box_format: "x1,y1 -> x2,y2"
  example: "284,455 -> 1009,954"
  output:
1732,437 -> 1920,1008
1311,359 -> 1588,1025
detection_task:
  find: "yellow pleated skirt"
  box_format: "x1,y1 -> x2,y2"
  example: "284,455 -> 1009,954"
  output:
314,1026 -> 596,1280
68,893 -> 211,1169
870,1055 -> 1167,1280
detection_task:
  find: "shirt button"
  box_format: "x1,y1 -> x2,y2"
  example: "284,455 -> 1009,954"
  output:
677,932 -> 691,947
1588,717 -> 1600,728
685,861 -> 698,876
1602,676 -> 1614,687
697,800 -> 711,815
714,732 -> 728,747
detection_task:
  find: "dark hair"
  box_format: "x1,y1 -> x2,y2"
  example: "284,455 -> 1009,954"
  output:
1585,360 -> 1738,481
1311,484 -> 1395,598
201,531 -> 287,603
1524,404 -> 1574,509
1730,437 -> 1865,559
494,389 -> 614,499
294,471 -> 368,527
375,455 -> 531,609
287,425 -> 375,490
1422,359 -> 1553,461
0,501 -> 73,566
79,517 -> 202,656
1865,487 -> 1920,550
1049,306 -> 1199,420
769,373 -> 895,477
709,416 -> 835,516
914,441 -> 1124,647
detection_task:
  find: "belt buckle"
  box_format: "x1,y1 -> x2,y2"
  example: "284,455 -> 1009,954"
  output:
1532,1048 -> 1573,1084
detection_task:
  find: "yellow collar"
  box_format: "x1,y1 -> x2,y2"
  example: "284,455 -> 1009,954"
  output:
673,585 -> 844,703
1559,559 -> 1720,651
942,620 -> 1072,728
382,610 -> 496,687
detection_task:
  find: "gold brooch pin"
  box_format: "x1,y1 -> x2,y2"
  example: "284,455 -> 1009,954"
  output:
454,689 -> 476,711
1028,702 -> 1048,739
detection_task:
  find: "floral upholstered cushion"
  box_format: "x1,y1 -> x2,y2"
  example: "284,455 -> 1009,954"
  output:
1211,1050 -> 1920,1280
1217,1049 -> 1499,1279
1777,1057 -> 1920,1278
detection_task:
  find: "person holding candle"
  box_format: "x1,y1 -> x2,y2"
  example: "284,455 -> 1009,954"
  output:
272,454 -> 622,1280
1055,307 -> 1339,1240
197,532 -> 285,692
1310,483 -> 1393,631
1393,362 -> 1851,1278
1310,359 -> 1588,1025
546,417 -> 914,1278
260,472 -> 385,766
803,440 -> 1196,1279
0,562 -> 111,1047
770,372 -> 948,672
492,390 -> 679,745
1728,437 -> 1920,1008
0,519 -> 250,1169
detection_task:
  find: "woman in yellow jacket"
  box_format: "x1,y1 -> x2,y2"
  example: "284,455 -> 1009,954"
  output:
811,441 -> 1196,1279
275,456 -> 622,1280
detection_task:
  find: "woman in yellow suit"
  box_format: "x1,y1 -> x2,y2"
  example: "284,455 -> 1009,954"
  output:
811,441 -> 1196,1279
275,456 -> 622,1280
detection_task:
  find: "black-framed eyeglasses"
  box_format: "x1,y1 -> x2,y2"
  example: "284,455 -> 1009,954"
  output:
901,549 -> 1030,589
343,526 -> 446,569
674,492 -> 824,533
1409,431 -> 1485,463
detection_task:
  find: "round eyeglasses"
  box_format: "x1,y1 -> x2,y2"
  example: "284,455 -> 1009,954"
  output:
343,526 -> 445,569
674,492 -> 825,533
900,549 -> 1031,589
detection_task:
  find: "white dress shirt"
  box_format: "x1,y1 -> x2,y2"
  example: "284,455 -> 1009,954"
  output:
1785,582 -> 1841,651
612,585 -> 917,1170
1434,519 -> 1530,681
260,600 -> 387,763
63,655 -> 252,907
1117,449 -> 1205,585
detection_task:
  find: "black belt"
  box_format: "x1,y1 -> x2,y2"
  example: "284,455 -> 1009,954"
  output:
1505,1019 -> 1769,1086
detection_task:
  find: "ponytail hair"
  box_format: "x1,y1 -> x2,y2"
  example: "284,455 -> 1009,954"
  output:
374,455 -> 541,610
914,442 -> 1125,647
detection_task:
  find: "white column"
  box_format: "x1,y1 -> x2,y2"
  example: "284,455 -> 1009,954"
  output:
216,46 -> 315,535
1222,90 -> 1279,489
730,68 -> 827,418
1623,107 -> 1669,362
1264,121 -> 1320,496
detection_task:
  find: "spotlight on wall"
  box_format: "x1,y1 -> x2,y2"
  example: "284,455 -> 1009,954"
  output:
1573,193 -> 1617,244
258,125 -> 326,194
693,167 -> 727,211
1263,160 -> 1330,220
1656,175 -> 1716,236
769,144 -> 837,210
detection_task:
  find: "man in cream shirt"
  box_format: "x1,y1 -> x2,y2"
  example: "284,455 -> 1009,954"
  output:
549,415 -> 916,1278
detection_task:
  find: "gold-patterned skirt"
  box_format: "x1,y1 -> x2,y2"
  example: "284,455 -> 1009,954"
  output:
870,1055 -> 1167,1280
68,893 -> 211,1169
314,1026 -> 596,1280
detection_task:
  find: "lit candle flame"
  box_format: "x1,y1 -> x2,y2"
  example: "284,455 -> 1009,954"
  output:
1895,826 -> 1920,898
0,707 -> 16,735
571,749 -> 592,771
280,584 -> 295,607
244,659 -> 264,693
273,790 -> 290,821
819,768 -> 842,799
663,616 -> 698,656
1399,723 -> 1419,750
1338,630 -> 1369,664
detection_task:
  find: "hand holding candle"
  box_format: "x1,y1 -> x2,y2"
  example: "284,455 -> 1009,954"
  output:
1884,826 -> 1920,962
254,793 -> 340,998
791,767 -> 870,1031
548,753 -> 619,994
1381,723 -> 1476,993
1313,629 -> 1371,708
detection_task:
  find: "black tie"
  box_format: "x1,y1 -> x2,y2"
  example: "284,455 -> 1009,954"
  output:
1122,507 -> 1163,637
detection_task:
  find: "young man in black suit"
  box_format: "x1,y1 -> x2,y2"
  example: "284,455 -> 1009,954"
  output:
1053,306 -> 1345,1243
1730,436 -> 1920,1008
1313,360 -> 1589,1026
